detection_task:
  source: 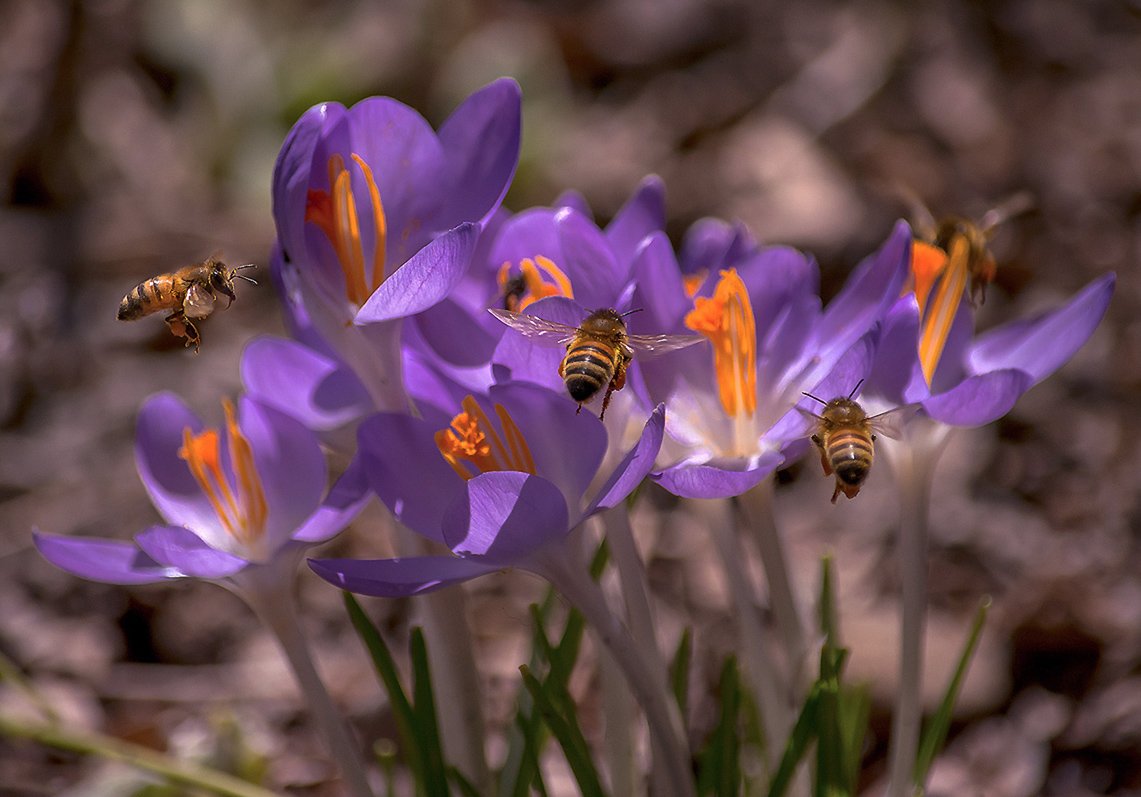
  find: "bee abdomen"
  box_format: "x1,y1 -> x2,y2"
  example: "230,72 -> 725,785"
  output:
117,278 -> 172,320
562,343 -> 615,402
826,432 -> 874,485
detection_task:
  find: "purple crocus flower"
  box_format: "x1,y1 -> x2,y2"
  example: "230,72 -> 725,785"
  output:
244,79 -> 522,420
309,381 -> 663,597
635,222 -> 912,499
34,392 -> 370,586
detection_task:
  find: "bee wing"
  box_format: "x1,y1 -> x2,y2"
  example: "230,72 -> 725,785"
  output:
866,404 -> 921,440
183,283 -> 216,319
488,308 -> 578,346
980,191 -> 1034,234
626,332 -> 705,357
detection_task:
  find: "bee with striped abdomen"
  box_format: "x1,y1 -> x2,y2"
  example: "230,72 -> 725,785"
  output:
798,382 -> 914,503
489,307 -> 703,420
117,257 -> 256,352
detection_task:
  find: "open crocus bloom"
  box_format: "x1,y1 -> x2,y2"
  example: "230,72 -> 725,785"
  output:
635,222 -> 912,498
309,382 -> 664,597
867,259 -> 1115,428
35,393 -> 370,585
246,79 -> 521,418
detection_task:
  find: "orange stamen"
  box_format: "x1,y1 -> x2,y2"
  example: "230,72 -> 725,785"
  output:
917,235 -> 970,385
909,240 -> 948,317
178,399 -> 268,552
498,256 -> 574,311
305,153 -> 390,308
685,269 -> 757,418
434,396 -> 536,480
682,270 -> 707,298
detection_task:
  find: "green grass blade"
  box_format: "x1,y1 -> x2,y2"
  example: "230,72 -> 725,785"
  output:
837,685 -> 871,792
409,628 -> 449,797
449,765 -> 483,797
766,682 -> 822,797
913,596 -> 990,788
519,666 -> 606,797
697,656 -> 741,797
670,629 -> 693,721
343,594 -> 424,789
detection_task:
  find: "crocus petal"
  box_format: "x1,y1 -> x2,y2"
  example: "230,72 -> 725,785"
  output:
653,455 -> 782,499
241,336 -> 374,432
443,472 -> 569,566
293,455 -> 373,543
135,393 -> 215,532
555,208 -> 625,307
238,397 -> 326,550
355,223 -> 478,323
357,413 -> 461,544
967,273 -> 1115,385
273,102 -> 342,264
679,217 -> 757,275
631,232 -> 691,330
586,404 -> 665,514
606,175 -> 666,267
922,368 -> 1033,427
410,296 -> 500,367
490,297 -> 581,391
135,525 -> 248,579
33,531 -> 176,585
309,555 -> 498,597
867,296 -> 930,406
437,78 -> 522,228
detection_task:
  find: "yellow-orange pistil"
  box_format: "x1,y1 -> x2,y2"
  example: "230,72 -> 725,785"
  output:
685,269 -> 757,420
496,256 -> 574,312
306,153 -> 388,308
178,399 -> 268,556
910,236 -> 970,386
435,395 -> 537,480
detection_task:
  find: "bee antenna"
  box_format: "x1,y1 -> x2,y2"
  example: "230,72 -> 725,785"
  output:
231,264 -> 258,285
620,308 -> 644,318
847,379 -> 865,399
802,391 -> 826,406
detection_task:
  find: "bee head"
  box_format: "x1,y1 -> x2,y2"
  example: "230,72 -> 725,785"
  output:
212,262 -> 257,302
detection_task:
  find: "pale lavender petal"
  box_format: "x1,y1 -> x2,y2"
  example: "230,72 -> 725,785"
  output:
355,223 -> 478,323
922,368 -> 1032,427
679,217 -> 758,274
241,336 -> 373,432
357,413 -> 461,544
606,176 -> 666,267
294,455 -> 373,543
868,296 -> 929,406
490,297 -> 581,391
585,404 -> 665,514
739,247 -> 820,344
967,273 -> 1115,385
273,102 -> 342,265
135,526 -> 248,579
237,397 -> 326,550
556,208 -> 625,307
135,393 -> 215,532
309,555 -> 497,597
438,78 -> 522,228
34,531 -> 176,585
929,302 -> 975,393
409,296 -> 500,367
630,232 -> 690,330
653,455 -> 781,499
442,472 -> 569,566
554,189 -> 592,218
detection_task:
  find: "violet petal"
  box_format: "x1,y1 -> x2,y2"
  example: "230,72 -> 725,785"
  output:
443,472 -> 569,566
34,531 -> 176,585
309,555 -> 497,597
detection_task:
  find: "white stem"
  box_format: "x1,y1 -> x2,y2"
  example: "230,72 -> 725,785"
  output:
236,566 -> 375,797
884,424 -> 948,797
707,500 -> 791,771
536,545 -> 696,797
739,481 -> 807,693
599,509 -> 660,668
600,643 -> 638,795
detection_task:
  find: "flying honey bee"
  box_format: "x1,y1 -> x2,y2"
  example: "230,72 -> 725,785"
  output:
489,307 -> 704,420
798,382 -> 915,503
117,257 -> 257,352
906,191 -> 1033,306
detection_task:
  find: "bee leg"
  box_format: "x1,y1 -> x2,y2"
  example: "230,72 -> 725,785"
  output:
165,312 -> 201,354
811,435 -> 833,476
575,404 -> 583,415
830,481 -> 843,504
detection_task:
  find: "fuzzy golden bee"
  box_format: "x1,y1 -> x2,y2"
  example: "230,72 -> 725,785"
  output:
799,384 -> 913,503
907,191 -> 1033,306
117,257 -> 256,352
489,307 -> 703,420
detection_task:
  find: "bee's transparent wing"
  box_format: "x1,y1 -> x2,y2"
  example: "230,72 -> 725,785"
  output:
867,404 -> 921,440
626,332 -> 705,357
980,192 -> 1034,234
488,308 -> 578,346
183,283 -> 216,319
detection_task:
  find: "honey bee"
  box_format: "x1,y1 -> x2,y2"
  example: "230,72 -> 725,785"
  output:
117,257 -> 257,352
907,191 -> 1033,306
798,382 -> 914,503
489,307 -> 703,420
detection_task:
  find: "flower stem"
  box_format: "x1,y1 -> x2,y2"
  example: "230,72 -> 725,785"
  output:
0,711 -> 279,797
538,545 -> 696,797
237,568 -> 375,797
884,424 -> 948,797
739,480 -> 807,692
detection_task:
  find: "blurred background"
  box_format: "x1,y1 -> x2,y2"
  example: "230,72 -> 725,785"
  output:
1,0 -> 1138,794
